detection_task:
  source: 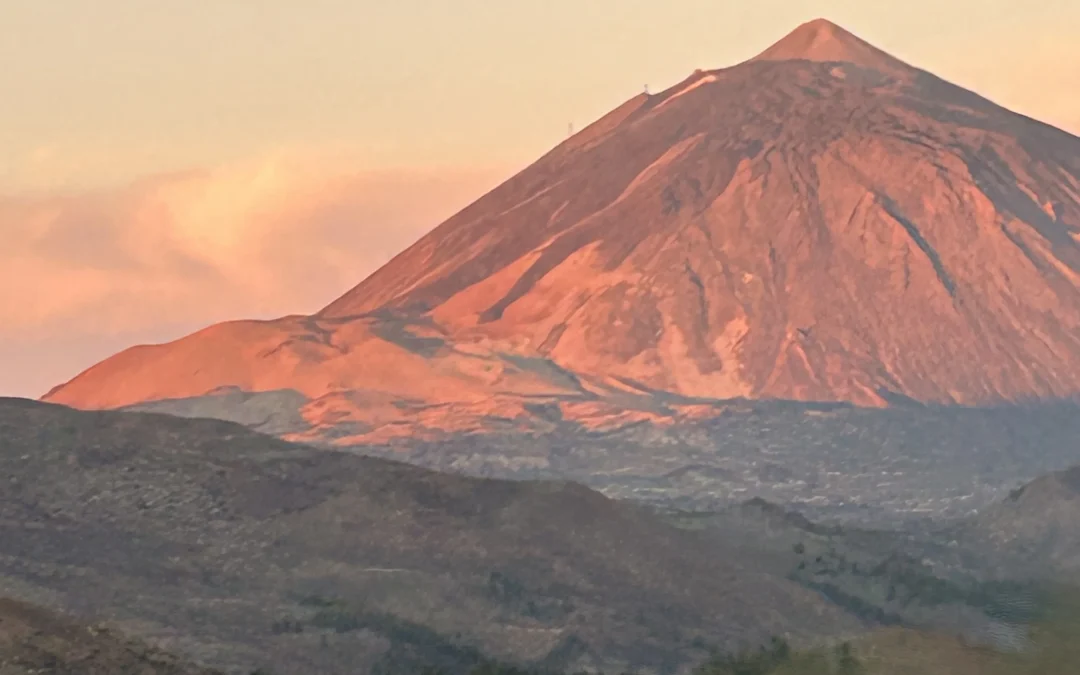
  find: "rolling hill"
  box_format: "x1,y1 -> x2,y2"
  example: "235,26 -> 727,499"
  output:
0,398 -> 860,674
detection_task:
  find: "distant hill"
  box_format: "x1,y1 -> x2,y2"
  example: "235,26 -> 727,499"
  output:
662,496 -> 1042,652
955,466 -> 1080,579
0,398 -> 860,675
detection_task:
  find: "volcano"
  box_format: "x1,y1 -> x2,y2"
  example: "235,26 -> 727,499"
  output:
44,19 -> 1080,442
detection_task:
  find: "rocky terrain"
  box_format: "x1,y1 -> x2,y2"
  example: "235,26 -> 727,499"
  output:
347,399 -> 1080,526
40,19 -> 1080,445
0,398 -> 862,675
5,397 -> 1080,673
663,498 -> 1044,651
945,465 -> 1080,580
658,460 -> 1080,650
0,597 -> 222,675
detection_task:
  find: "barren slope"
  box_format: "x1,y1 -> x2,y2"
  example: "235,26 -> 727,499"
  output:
955,466 -> 1080,579
44,19 -> 1080,439
0,398 -> 860,674
0,598 -> 223,675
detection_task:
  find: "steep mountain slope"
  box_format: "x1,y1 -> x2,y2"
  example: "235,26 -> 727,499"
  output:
0,398 -> 860,674
43,19 -> 1080,441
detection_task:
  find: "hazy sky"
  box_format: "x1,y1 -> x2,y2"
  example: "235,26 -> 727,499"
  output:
3,0 -> 1078,192
2,1 -> 1079,397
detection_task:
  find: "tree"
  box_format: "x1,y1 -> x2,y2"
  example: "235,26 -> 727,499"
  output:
835,642 -> 862,675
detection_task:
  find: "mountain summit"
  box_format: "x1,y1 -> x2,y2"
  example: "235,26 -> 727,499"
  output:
44,22 -> 1080,442
751,19 -> 914,74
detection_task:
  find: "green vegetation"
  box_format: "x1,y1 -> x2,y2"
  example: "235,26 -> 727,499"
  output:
788,540 -> 1048,631
280,587 -> 1080,675
398,588 -> 1080,675
486,571 -> 575,621
407,637 -> 866,675
692,637 -> 794,675
690,638 -> 867,675
283,595 -> 494,675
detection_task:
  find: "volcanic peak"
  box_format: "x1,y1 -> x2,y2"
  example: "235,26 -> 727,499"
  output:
752,18 -> 914,75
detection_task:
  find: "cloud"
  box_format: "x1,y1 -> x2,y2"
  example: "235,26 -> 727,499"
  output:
0,154 -> 507,396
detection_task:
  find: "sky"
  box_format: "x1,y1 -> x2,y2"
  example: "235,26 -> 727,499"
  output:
2,0 -> 1079,397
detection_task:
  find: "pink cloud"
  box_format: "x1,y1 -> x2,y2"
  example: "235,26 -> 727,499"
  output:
0,156 -> 507,397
